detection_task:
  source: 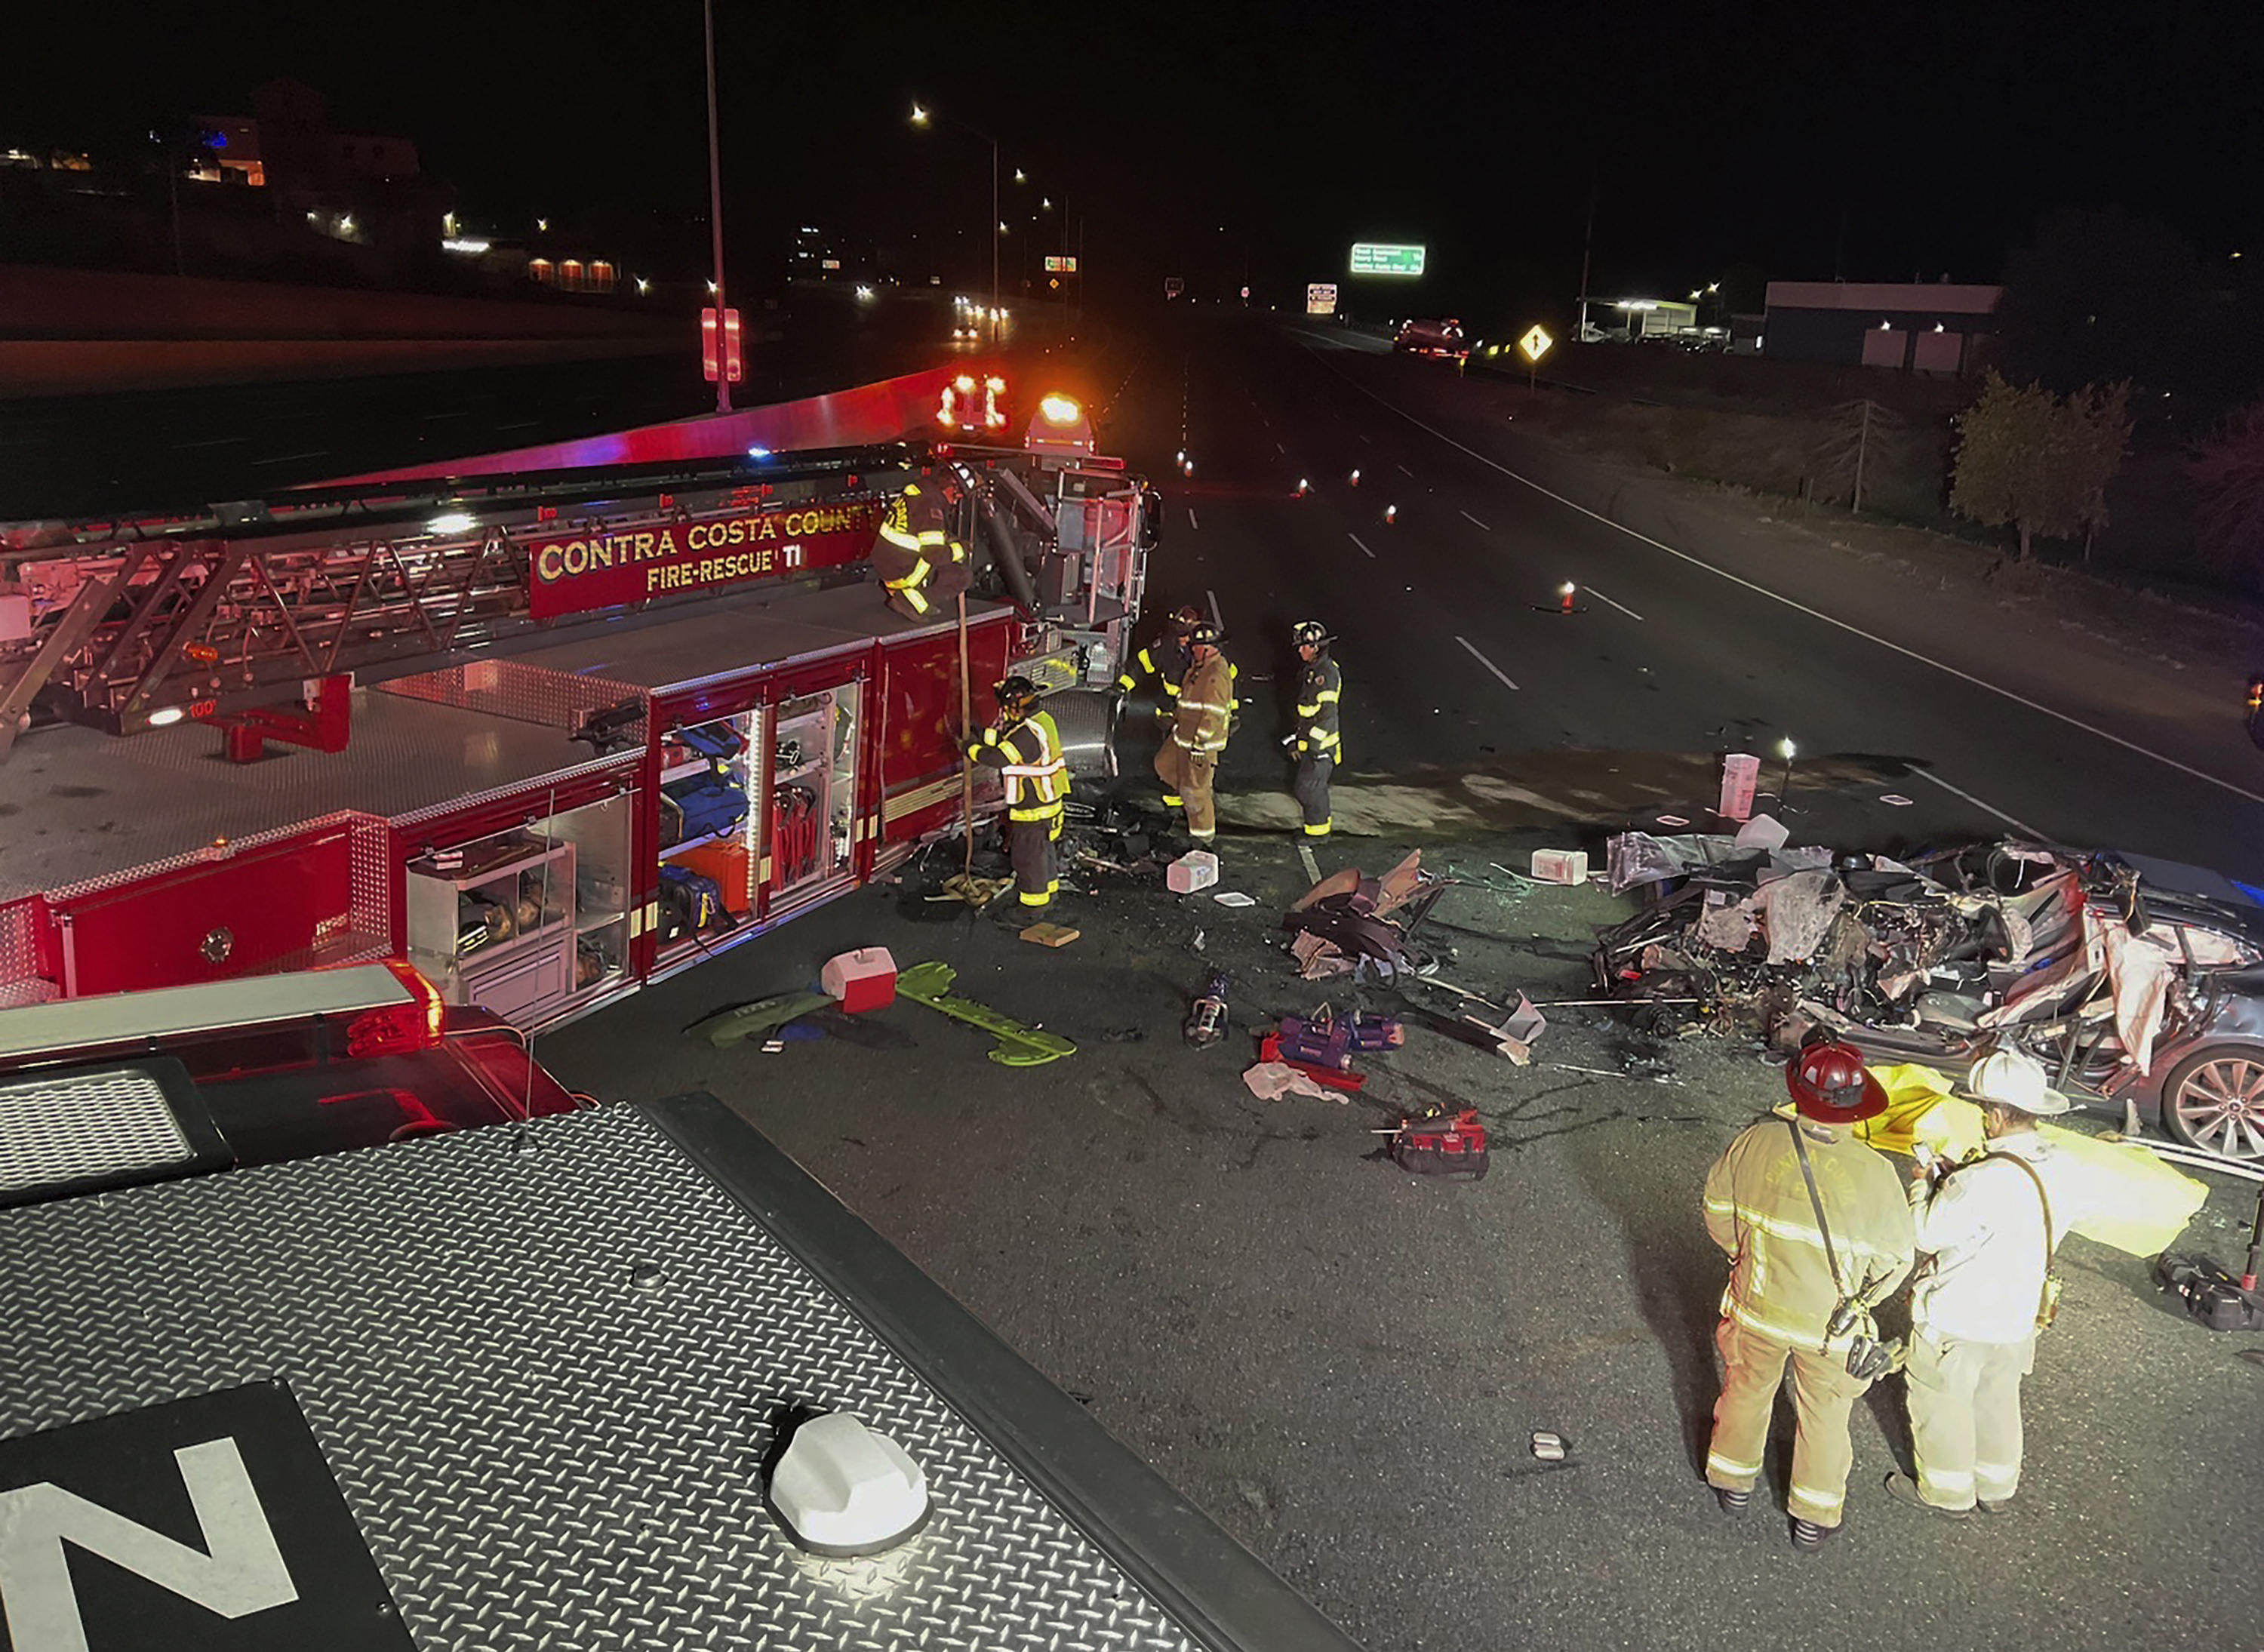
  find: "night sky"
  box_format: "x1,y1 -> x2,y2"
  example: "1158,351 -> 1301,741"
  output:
15,2 -> 2263,331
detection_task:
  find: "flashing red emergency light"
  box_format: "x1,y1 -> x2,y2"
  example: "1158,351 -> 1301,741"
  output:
938,373 -> 1010,432
1025,390 -> 1094,454
701,307 -> 744,384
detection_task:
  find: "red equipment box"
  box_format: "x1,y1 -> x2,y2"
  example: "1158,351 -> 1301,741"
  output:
820,947 -> 897,1014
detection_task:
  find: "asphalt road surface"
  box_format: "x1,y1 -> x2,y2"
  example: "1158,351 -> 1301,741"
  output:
546,312 -> 2264,1652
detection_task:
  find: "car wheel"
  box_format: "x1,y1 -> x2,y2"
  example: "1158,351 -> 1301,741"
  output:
2160,1045 -> 2264,1161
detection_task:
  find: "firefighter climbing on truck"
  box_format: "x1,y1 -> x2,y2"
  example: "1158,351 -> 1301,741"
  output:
873,475 -> 972,620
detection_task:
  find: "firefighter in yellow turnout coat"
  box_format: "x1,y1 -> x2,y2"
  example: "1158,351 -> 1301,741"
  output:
873,478 -> 971,622
969,675 -> 1068,909
1155,622 -> 1232,844
1703,1038 -> 1915,1552
1120,605 -> 1238,808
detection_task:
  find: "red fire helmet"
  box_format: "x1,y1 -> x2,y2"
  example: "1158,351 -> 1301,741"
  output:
1785,1036 -> 1889,1123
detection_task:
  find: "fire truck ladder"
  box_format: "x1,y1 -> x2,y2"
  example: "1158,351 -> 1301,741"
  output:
0,445 -> 913,752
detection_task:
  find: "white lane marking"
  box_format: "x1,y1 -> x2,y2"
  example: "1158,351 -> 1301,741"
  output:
1323,363 -> 2264,809
1189,508 -> 1200,531
1396,463 -> 1413,476
251,450 -> 331,464
1348,534 -> 1377,559
1585,585 -> 1645,621
1460,510 -> 1490,531
171,435 -> 251,449
1905,768 -> 2042,838
1455,635 -> 1520,691
1276,441 -> 1287,454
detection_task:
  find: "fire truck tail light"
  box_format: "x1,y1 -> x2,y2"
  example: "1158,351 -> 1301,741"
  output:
1038,393 -> 1082,426
344,960 -> 448,1058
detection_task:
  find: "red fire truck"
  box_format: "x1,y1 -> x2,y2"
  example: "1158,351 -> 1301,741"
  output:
0,365 -> 1155,1029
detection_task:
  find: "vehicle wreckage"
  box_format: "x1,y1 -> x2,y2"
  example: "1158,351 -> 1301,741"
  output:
1591,832 -> 2264,1162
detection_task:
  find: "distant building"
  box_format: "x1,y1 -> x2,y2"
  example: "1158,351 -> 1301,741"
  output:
1761,281 -> 2001,374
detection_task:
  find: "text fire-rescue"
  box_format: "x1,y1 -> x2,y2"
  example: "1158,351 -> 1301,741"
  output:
532,503 -> 878,592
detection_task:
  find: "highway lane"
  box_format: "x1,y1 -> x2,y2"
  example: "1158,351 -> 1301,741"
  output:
1119,315 -> 2264,883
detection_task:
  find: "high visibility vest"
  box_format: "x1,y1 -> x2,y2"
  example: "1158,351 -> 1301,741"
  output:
1294,655 -> 1342,760
977,710 -> 1068,820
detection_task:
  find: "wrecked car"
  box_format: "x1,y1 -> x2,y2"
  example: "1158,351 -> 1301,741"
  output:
1592,835 -> 2264,1163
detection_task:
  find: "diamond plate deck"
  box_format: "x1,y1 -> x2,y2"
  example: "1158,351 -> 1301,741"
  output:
0,1106 -> 1207,1652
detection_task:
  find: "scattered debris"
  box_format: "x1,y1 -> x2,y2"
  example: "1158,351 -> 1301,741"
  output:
1242,1060 -> 1340,1102
1213,891 -> 1257,908
1102,1026 -> 1146,1044
1283,850 -> 1453,979
1530,1431 -> 1568,1462
896,961 -> 1077,1066
1185,971 -> 1232,1048
1169,851 -> 1221,894
1530,848 -> 1589,884
1020,921 -> 1081,948
1880,793 -> 1915,807
1290,931 -> 1353,980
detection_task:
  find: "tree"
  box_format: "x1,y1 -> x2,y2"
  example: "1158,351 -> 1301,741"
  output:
1951,371 -> 2132,560
2189,401 -> 2264,589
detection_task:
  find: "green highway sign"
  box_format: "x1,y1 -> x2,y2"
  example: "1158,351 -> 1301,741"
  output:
1349,242 -> 1426,277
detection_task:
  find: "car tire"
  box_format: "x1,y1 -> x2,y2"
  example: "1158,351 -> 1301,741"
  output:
2158,1044 -> 2264,1161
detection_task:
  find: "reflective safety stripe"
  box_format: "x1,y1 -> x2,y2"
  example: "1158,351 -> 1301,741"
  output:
1918,1466 -> 1976,1497
884,555 -> 932,591
1008,803 -> 1065,822
1706,1198 -> 1910,1267
1707,1450 -> 1763,1481
1189,829 -> 1216,841
898,583 -> 931,614
1161,793 -> 1183,807
1724,1291 -> 1828,1350
1789,1481 -> 1845,1520
1303,820 -> 1331,836
1315,687 -> 1340,703
1018,891 -> 1051,907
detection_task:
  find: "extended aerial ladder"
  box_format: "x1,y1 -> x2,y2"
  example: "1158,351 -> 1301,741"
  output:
0,426 -> 1155,762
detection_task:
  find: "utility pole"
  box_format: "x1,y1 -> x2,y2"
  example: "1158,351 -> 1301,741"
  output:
1577,168 -> 1597,343
702,0 -> 731,414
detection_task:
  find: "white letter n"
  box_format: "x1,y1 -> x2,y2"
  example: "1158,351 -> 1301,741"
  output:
0,1437 -> 298,1651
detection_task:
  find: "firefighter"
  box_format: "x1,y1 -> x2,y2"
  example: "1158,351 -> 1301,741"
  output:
1287,620 -> 1341,837
1703,1036 -> 1915,1552
1116,605 -> 1201,703
873,477 -> 971,622
1155,621 -> 1232,847
1887,1048 -> 2081,1520
1118,605 -> 1238,808
968,675 -> 1067,910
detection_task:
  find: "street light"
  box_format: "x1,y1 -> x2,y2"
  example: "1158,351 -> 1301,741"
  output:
912,101 -> 998,341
